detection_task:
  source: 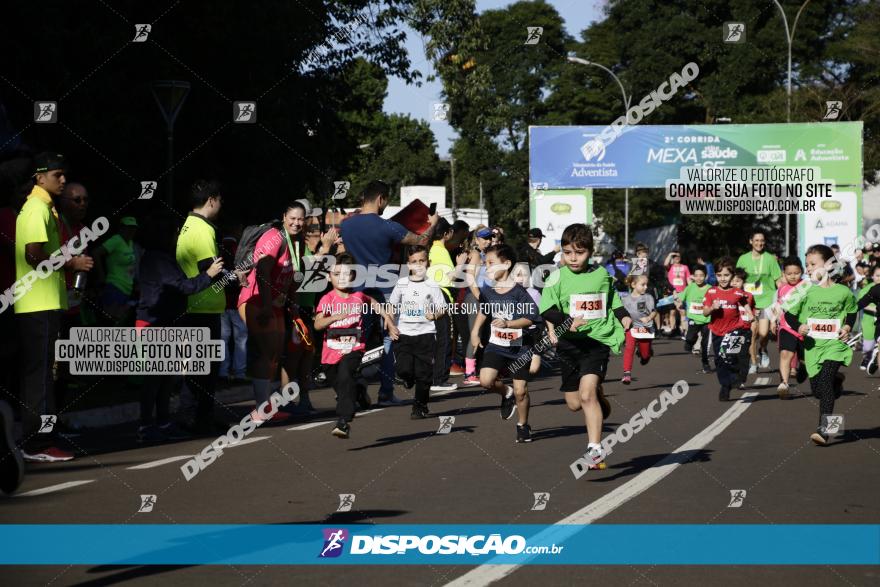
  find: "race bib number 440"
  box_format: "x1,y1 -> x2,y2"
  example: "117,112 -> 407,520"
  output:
569,294 -> 606,319
490,326 -> 522,347
807,318 -> 841,339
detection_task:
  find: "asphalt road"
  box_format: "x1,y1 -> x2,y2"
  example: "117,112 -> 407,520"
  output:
2,337 -> 878,586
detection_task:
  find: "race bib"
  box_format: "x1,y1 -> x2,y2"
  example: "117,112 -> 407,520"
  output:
720,333 -> 745,356
807,318 -> 841,340
631,326 -> 655,339
672,277 -> 684,287
401,302 -> 426,323
744,281 -> 763,296
739,307 -> 753,323
327,328 -> 361,354
688,301 -> 703,315
569,293 -> 606,319
490,326 -> 522,347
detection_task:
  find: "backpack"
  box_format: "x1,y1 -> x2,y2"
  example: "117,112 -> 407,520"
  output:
233,221 -> 283,272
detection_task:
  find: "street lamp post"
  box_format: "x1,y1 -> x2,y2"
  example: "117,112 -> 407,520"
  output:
772,0 -> 812,257
567,56 -> 632,253
151,80 -> 191,206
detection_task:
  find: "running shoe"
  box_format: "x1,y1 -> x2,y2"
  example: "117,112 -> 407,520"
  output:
137,425 -> 166,444
748,363 -> 757,375
331,419 -> 350,438
718,385 -> 730,402
376,393 -> 401,406
867,349 -> 879,375
684,342 -> 693,353
158,422 -> 192,441
860,353 -> 870,370
621,371 -> 632,385
810,427 -> 829,446
251,409 -> 291,424
834,373 -> 845,399
586,444 -> 606,468
449,364 -> 465,377
358,385 -> 373,409
759,351 -> 771,369
430,383 -> 458,392
410,403 -> 430,420
500,386 -> 516,420
0,401 -> 24,495
21,446 -> 74,463
516,423 -> 532,443
460,374 -> 481,387
700,362 -> 712,374
777,382 -> 789,400
597,384 -> 611,420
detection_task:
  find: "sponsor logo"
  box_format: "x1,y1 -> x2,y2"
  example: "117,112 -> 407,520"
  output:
138,494 -> 156,513
821,200 -> 842,211
728,490 -> 746,508
531,492 -> 549,511
319,529 -> 348,558
337,494 -> 355,512
757,149 -> 786,163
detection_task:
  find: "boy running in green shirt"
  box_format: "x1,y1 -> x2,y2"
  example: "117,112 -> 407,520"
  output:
678,265 -> 711,373
783,245 -> 857,445
539,224 -> 632,470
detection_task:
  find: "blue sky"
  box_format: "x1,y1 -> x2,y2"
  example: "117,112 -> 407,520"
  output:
382,0 -> 604,156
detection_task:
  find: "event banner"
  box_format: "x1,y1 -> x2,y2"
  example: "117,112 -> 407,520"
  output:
529,189 -> 593,251
529,122 -> 863,189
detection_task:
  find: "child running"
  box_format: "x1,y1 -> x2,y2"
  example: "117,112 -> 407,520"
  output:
703,258 -> 755,401
539,224 -> 631,468
679,264 -> 712,373
856,265 -> 880,372
731,268 -> 757,387
771,257 -> 808,397
470,245 -> 540,443
315,253 -> 399,439
783,245 -> 857,445
389,246 -> 447,419
620,274 -> 655,385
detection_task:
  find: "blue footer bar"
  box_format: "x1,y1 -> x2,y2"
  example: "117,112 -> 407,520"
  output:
1,525 -> 878,565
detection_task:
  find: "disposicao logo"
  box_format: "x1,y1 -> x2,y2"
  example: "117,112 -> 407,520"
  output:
319,528 -> 348,558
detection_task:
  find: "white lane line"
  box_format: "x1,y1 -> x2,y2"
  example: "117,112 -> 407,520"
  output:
128,455 -> 193,470
286,408 -> 385,431
755,375 -> 770,386
445,392 -> 760,587
16,480 -> 95,497
227,436 -> 269,448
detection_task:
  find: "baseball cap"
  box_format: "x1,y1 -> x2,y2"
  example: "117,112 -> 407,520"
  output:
476,228 -> 493,239
33,152 -> 66,175
528,228 -> 545,239
120,216 -> 138,227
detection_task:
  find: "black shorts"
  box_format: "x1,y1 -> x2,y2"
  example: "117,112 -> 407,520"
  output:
556,337 -> 610,392
778,329 -> 803,353
481,349 -> 532,382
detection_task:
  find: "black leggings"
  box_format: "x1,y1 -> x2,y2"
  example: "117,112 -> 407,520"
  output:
809,360 -> 842,425
685,322 -> 711,363
712,329 -> 752,388
325,351 -> 364,423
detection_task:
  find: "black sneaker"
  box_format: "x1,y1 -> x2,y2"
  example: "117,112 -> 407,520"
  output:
356,384 -> 371,411
410,403 -> 430,420
860,353 -> 871,371
810,427 -> 829,446
331,419 -> 350,438
597,384 -> 611,420
868,349 -> 879,375
500,388 -> 516,420
515,423 -> 532,443
833,373 -> 845,399
0,401 -> 24,496
701,362 -> 712,374
796,362 -> 809,383
719,385 -> 730,402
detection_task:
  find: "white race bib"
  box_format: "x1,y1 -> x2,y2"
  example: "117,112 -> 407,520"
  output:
672,277 -> 684,287
807,318 -> 841,340
401,302 -> 426,323
744,281 -> 763,296
569,293 -> 606,319
631,326 -> 655,339
688,301 -> 703,315
490,326 -> 522,347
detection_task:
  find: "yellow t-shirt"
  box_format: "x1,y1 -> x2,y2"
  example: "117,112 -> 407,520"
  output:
176,213 -> 224,314
428,240 -> 454,300
14,186 -> 67,313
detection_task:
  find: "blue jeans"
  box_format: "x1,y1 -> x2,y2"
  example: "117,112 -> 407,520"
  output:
219,309 -> 247,377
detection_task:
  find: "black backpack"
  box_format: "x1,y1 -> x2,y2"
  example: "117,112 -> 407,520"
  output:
233,221 -> 282,272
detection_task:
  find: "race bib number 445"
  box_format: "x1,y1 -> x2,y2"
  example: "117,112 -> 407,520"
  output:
490,326 -> 522,347
569,294 -> 606,319
807,318 -> 841,339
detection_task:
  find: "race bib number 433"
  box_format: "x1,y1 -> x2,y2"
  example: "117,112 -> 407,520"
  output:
569,294 -> 606,319
807,318 -> 841,339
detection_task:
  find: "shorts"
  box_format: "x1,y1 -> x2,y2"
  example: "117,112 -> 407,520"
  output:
481,349 -> 532,382
778,329 -> 803,353
556,337 -> 610,392
758,308 -> 774,321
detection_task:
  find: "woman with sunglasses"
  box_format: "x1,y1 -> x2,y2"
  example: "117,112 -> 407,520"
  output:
461,227 -> 494,386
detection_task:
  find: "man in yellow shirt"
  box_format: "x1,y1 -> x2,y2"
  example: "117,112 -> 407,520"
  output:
14,153 -> 93,462
176,179 -> 226,433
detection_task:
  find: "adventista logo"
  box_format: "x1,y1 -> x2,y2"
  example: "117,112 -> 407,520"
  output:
319,528 -> 348,558
580,137 -> 606,162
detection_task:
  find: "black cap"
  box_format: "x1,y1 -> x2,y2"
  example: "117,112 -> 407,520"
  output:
528,228 -> 545,239
33,152 -> 66,175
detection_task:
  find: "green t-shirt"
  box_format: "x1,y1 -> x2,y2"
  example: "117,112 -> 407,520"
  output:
858,282 -> 876,341
176,214 -> 224,314
14,191 -> 67,313
681,282 -> 710,324
783,283 -> 856,377
736,251 -> 781,309
101,234 -> 136,295
539,265 -> 625,353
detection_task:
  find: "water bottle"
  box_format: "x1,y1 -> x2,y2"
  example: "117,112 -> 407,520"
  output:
73,271 -> 88,291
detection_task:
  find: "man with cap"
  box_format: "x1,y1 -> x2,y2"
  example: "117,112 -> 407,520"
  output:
519,228 -> 559,274
93,216 -> 138,324
14,152 -> 93,462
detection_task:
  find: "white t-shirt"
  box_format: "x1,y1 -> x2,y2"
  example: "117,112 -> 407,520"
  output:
389,278 -> 447,336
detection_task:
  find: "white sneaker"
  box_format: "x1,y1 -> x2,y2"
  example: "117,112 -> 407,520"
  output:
748,363 -> 757,375
759,352 -> 770,369
777,382 -> 789,399
586,444 -> 606,466
430,383 -> 458,392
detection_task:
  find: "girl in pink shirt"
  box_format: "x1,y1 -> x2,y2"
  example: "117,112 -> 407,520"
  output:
770,257 -> 807,398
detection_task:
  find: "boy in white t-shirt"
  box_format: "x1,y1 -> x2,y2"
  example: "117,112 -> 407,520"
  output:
389,246 -> 447,419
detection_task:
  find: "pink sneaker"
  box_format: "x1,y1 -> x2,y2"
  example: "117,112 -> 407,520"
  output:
621,372 -> 632,385
460,374 -> 480,387
251,409 -> 291,424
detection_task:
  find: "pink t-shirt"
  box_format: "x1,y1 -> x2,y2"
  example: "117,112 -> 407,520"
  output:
667,263 -> 691,293
777,282 -> 805,339
238,229 -> 296,308
318,290 -> 369,365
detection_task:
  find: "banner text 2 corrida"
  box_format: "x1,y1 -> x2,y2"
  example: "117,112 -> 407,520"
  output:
528,122 -> 862,189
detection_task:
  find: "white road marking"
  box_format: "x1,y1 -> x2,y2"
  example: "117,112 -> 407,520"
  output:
755,376 -> 770,386
286,409 -> 385,431
226,436 -> 269,448
445,392 -> 759,587
128,455 -> 193,470
16,480 -> 95,497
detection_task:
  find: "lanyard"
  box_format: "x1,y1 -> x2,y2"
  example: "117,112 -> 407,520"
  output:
284,229 -> 301,272
751,252 -> 764,279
